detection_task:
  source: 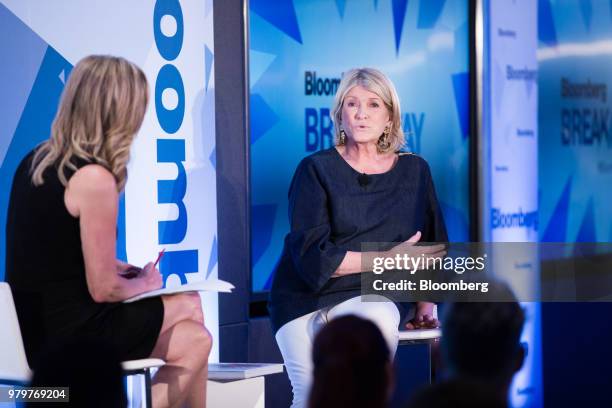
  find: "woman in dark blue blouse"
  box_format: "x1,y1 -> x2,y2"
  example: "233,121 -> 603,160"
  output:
269,68 -> 448,407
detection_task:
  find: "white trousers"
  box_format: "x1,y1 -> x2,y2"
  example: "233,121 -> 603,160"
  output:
275,295 -> 401,408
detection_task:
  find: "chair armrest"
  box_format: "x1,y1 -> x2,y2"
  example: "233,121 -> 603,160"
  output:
398,328 -> 441,343
122,358 -> 165,372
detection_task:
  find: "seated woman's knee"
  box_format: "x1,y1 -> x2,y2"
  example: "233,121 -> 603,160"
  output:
189,295 -> 205,324
177,293 -> 204,324
189,323 -> 212,360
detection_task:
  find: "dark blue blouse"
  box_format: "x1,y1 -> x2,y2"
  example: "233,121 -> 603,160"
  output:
268,147 -> 448,333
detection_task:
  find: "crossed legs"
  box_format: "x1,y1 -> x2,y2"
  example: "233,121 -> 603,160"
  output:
149,293 -> 211,408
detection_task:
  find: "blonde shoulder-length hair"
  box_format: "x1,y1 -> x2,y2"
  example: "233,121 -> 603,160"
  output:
331,68 -> 405,153
31,55 -> 149,191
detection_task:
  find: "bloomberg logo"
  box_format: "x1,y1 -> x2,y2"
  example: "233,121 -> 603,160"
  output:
304,71 -> 341,96
498,28 -> 517,38
153,0 -> 198,284
506,65 -> 537,82
491,207 -> 538,231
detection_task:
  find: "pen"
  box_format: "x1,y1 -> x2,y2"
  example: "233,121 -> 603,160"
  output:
153,248 -> 166,268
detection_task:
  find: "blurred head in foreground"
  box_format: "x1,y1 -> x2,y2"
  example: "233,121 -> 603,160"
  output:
406,378 -> 507,408
441,280 -> 526,399
308,315 -> 393,408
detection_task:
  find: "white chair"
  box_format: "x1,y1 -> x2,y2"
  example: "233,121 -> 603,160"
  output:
207,363 -> 284,407
398,327 -> 441,343
398,303 -> 441,342
0,282 -> 164,407
0,282 -> 31,386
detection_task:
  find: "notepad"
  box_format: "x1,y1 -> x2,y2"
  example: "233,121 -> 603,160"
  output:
123,279 -> 234,303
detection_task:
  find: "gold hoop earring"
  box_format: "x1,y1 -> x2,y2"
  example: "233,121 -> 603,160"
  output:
339,129 -> 347,145
378,127 -> 391,150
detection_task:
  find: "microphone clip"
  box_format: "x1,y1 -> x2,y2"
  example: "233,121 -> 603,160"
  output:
358,173 -> 371,188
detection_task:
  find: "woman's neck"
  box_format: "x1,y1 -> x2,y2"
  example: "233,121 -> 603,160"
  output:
342,141 -> 381,161
337,141 -> 396,174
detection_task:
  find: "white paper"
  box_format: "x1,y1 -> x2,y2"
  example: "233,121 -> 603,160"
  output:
123,279 -> 234,303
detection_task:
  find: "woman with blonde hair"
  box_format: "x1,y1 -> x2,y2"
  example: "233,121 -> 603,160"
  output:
269,68 -> 447,407
6,55 -> 211,407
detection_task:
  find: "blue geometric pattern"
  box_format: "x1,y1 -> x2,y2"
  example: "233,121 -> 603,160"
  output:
250,0 -> 303,44
579,0 -> 593,31
392,0 -> 410,54
251,204 -> 277,268
417,0 -> 446,29
335,0 -> 347,18
451,72 -> 469,140
160,249 -> 198,285
206,235 -> 218,279
0,46 -> 72,280
575,197 -> 596,242
0,3 -> 47,167
209,147 -> 216,169
250,49 -> 277,86
542,176 -> 572,242
205,45 -> 214,92
440,202 -> 469,242
250,94 -> 279,145
263,256 -> 282,290
2,49 -> 68,151
538,0 -> 557,47
454,21 -> 468,67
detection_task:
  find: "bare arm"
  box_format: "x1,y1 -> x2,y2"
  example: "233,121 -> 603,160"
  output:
65,165 -> 162,302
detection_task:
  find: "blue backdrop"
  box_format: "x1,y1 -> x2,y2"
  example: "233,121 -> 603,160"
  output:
248,0 -> 470,292
538,0 -> 612,243
0,3 -> 74,281
538,2 -> 612,406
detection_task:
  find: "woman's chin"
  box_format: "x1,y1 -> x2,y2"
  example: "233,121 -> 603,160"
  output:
348,135 -> 379,145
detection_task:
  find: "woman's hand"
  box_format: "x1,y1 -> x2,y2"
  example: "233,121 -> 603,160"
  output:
386,231 -> 447,269
141,262 -> 163,291
332,231 -> 446,278
116,260 -> 142,279
405,301 -> 440,330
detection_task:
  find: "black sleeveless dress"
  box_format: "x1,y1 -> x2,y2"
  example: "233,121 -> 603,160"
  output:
5,149 -> 164,367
